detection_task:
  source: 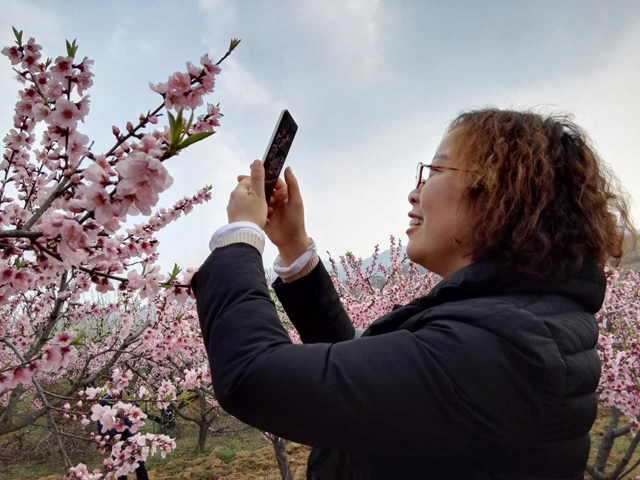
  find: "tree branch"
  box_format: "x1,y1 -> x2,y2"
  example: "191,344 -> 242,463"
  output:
0,338 -> 71,468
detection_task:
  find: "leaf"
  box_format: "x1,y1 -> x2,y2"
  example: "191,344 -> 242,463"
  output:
229,38 -> 242,53
172,109 -> 184,146
169,263 -> 182,280
65,38 -> 79,58
70,333 -> 85,347
186,110 -> 195,132
167,111 -> 176,133
12,26 -> 23,44
14,258 -> 27,269
176,131 -> 215,151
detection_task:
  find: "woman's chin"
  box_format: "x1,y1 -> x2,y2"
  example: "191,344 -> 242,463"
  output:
405,239 -> 421,265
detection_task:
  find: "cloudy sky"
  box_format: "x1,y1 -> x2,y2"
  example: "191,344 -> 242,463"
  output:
2,0 -> 640,272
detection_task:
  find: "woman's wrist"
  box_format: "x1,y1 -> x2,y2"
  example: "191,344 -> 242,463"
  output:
277,235 -> 312,267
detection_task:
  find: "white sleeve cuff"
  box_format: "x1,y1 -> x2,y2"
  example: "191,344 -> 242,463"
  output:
209,221 -> 266,254
273,238 -> 318,280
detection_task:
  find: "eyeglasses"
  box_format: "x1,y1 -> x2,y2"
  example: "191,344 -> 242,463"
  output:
415,162 -> 469,188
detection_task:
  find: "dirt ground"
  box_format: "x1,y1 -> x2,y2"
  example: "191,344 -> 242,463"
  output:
149,442 -> 312,480
28,405 -> 640,479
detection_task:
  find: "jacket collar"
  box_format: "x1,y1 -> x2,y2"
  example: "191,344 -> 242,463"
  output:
365,260 -> 606,338
418,260 -> 607,314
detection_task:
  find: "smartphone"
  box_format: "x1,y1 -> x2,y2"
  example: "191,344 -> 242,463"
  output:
262,109 -> 298,202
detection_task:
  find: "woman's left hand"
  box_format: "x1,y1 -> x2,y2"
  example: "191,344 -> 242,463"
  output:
227,159 -> 268,228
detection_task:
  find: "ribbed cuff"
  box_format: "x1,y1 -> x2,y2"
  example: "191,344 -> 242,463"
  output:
216,231 -> 265,254
282,254 -> 320,283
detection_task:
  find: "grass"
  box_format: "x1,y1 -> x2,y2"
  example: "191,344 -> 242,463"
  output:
1,415 -> 267,480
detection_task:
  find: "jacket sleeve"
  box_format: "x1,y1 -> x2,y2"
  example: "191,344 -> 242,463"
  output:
272,259 -> 355,344
192,243 -> 542,457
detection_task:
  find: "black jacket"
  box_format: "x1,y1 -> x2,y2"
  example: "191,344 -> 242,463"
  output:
192,243 -> 604,479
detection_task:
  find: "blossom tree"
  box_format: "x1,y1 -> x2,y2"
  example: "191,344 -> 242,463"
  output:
327,235 -> 441,328
0,26 -> 238,479
588,267 -> 640,480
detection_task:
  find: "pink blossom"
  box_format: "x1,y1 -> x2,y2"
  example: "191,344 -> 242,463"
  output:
94,277 -> 114,293
79,183 -> 114,225
41,345 -> 63,371
91,404 -> 117,432
66,131 -> 90,165
63,463 -> 103,480
51,56 -> 74,81
2,45 -> 21,64
52,330 -> 75,347
51,98 -> 82,129
46,78 -> 64,98
156,379 -> 176,409
21,41 -> 42,72
115,152 -> 174,215
4,129 -> 31,150
76,95 -> 91,118
76,57 -> 95,94
149,81 -> 168,95
200,53 -> 221,75
10,367 -> 33,388
126,270 -> 144,290
33,103 -> 51,121
168,71 -> 191,94
58,218 -> 90,266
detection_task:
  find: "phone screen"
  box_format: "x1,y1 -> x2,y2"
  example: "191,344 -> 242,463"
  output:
262,109 -> 298,201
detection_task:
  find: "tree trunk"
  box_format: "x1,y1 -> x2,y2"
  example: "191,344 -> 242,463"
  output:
197,419 -> 208,452
272,437 -> 294,480
593,407 -> 621,474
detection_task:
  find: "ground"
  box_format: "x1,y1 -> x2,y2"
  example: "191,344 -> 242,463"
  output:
2,405 -> 638,479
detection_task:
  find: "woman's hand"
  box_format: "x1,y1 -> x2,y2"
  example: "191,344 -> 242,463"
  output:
227,160 -> 268,228
235,166 -> 310,266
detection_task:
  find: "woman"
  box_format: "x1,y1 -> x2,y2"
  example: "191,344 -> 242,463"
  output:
192,109 -> 636,479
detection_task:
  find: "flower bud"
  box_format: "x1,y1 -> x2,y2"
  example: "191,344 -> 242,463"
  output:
126,121 -> 134,132
112,125 -> 120,136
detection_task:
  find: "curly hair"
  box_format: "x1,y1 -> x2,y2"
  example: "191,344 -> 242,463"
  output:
447,108 -> 637,279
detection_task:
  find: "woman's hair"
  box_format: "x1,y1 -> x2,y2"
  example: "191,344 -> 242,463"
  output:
448,108 -> 637,279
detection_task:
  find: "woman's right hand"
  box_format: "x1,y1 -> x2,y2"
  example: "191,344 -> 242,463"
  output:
240,166 -> 311,266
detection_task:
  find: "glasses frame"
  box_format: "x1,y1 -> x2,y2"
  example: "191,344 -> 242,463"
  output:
415,162 -> 469,188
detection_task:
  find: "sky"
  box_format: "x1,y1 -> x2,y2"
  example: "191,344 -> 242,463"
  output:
2,0 -> 640,273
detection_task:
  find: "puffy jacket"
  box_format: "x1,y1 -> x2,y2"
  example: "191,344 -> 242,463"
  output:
192,243 -> 604,479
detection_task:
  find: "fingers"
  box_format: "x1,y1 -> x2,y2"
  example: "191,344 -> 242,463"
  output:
270,184 -> 288,205
237,174 -> 249,182
284,167 -> 302,205
274,177 -> 286,191
250,160 -> 265,199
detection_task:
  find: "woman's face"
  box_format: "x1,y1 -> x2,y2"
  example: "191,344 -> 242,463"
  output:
406,132 -> 473,277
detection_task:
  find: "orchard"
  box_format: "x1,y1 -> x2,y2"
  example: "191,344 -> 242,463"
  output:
0,28 -> 639,480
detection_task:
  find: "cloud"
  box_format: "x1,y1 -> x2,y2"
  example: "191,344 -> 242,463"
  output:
296,0 -> 382,82
198,0 -> 237,26
0,1 -> 63,141
215,57 -> 281,112
136,40 -> 155,55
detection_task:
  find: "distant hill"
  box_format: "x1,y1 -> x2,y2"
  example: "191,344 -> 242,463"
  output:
322,246 -> 427,282
621,234 -> 640,271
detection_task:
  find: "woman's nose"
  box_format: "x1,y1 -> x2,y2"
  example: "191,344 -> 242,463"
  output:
408,185 -> 420,205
